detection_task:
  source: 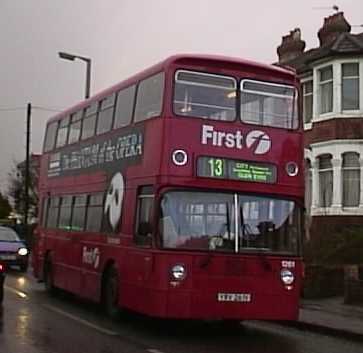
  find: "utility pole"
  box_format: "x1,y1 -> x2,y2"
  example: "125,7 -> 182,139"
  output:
24,103 -> 31,241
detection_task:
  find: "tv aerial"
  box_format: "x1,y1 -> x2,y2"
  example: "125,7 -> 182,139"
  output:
312,5 -> 340,12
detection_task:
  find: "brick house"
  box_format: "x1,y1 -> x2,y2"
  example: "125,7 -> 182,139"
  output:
276,12 -> 363,237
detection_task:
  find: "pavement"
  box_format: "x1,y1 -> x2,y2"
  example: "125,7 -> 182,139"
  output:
288,297 -> 363,342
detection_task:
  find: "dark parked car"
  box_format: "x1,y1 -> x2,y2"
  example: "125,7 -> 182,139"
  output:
0,262 -> 4,303
0,226 -> 29,272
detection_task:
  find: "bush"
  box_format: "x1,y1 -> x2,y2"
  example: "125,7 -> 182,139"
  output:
304,225 -> 363,266
303,226 -> 363,298
303,265 -> 344,298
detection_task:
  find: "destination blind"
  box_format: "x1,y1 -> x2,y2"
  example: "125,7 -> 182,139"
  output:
197,156 -> 277,183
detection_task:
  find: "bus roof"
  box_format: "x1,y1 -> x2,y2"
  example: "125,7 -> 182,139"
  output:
48,54 -> 296,124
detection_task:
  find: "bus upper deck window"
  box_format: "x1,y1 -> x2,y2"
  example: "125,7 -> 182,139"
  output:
240,80 -> 298,129
174,70 -> 236,121
68,111 -> 83,144
97,94 -> 115,135
56,116 -> 70,148
44,121 -> 58,152
81,102 -> 98,140
134,72 -> 164,123
114,85 -> 136,129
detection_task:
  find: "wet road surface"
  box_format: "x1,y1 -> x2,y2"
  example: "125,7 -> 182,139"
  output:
0,269 -> 362,353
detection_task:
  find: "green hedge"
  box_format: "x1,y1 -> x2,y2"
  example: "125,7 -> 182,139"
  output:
304,225 -> 363,266
303,226 -> 363,298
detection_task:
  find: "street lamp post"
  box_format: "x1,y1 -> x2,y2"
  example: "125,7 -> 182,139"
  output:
58,51 -> 92,99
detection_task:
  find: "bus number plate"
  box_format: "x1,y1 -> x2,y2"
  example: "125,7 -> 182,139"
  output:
217,293 -> 251,302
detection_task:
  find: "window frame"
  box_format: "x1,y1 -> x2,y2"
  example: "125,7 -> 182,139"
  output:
173,69 -> 237,122
318,154 -> 333,208
58,195 -> 73,231
341,62 -> 360,111
81,102 -> 99,141
240,78 -> 299,130
304,159 -> 312,213
96,94 -> 116,136
342,152 -> 361,208
85,193 -> 104,233
134,71 -> 165,123
70,194 -> 87,231
46,197 -> 60,229
113,84 -> 137,129
41,197 -> 50,227
55,116 -> 70,149
303,80 -> 313,124
68,110 -> 83,145
43,121 -> 59,152
318,65 -> 333,115
134,186 -> 154,247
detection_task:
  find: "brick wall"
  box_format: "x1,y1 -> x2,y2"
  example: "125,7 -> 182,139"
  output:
305,118 -> 363,146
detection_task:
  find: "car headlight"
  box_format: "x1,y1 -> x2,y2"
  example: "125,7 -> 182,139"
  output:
18,248 -> 28,256
171,264 -> 186,280
280,269 -> 294,285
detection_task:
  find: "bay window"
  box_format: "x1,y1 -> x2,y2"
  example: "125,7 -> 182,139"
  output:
342,63 -> 360,110
318,154 -> 333,207
319,66 -> 333,114
342,152 -> 360,207
303,80 -> 313,123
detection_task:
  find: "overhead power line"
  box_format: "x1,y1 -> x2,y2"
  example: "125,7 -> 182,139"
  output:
0,107 -> 25,112
32,106 -> 63,113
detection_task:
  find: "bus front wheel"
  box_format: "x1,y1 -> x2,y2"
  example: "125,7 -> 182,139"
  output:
103,266 -> 120,319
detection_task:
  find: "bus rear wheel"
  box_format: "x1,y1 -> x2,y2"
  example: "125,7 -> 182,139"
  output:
103,266 -> 120,319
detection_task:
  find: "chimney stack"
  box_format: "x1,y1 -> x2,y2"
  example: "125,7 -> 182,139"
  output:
277,28 -> 306,64
318,12 -> 351,46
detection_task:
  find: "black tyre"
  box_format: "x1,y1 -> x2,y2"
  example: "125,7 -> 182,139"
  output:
44,259 -> 57,295
222,319 -> 243,330
103,266 -> 120,319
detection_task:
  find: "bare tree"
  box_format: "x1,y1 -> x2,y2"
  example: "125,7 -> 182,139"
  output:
0,192 -> 12,219
7,158 -> 39,222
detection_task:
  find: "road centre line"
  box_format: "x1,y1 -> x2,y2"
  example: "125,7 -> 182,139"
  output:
4,285 -> 28,298
43,304 -> 119,336
147,350 -> 166,353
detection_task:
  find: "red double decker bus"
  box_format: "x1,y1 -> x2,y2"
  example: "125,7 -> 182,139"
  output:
33,54 -> 304,321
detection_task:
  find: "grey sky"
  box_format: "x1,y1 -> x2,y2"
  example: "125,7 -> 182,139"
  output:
0,0 -> 362,192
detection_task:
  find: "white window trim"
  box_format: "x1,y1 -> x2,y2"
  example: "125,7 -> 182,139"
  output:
305,139 -> 363,216
341,62 -> 360,112
317,64 -> 334,115
302,76 -> 313,129
312,58 -> 363,123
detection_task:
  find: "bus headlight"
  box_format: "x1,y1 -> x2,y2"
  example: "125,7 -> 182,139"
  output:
171,264 -> 186,280
280,269 -> 294,285
18,248 -> 28,256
